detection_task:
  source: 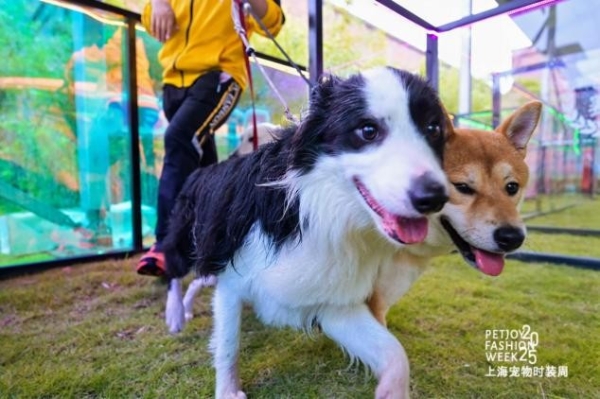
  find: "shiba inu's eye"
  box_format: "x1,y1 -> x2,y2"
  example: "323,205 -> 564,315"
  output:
356,124 -> 379,142
453,183 -> 475,195
506,182 -> 519,196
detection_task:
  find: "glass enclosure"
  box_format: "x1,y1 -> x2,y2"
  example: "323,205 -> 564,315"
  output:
0,0 -> 310,269
1,0 -> 598,270
0,1 -> 142,266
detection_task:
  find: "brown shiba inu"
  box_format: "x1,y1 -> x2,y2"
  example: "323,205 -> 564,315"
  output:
369,101 -> 543,325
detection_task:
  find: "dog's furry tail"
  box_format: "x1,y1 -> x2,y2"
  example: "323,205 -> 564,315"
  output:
162,192 -> 196,279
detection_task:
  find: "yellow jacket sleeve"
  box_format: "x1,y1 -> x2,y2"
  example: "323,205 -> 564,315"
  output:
249,0 -> 284,38
139,0 -> 285,89
141,2 -> 152,33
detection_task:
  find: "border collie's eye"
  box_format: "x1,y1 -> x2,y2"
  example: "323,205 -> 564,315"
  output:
453,183 -> 475,195
506,182 -> 519,196
356,124 -> 379,142
427,123 -> 441,139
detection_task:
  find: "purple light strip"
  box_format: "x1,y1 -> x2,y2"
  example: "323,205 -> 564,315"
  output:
436,0 -> 566,34
508,0 -> 566,18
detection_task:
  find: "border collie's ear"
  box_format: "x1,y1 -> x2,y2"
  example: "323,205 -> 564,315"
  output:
497,101 -> 542,156
290,74 -> 341,172
309,73 -> 339,110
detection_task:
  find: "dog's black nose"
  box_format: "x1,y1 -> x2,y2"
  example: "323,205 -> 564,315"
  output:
409,173 -> 448,214
494,226 -> 525,252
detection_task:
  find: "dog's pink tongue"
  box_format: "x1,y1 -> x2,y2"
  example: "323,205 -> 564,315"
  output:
385,216 -> 428,244
474,249 -> 505,276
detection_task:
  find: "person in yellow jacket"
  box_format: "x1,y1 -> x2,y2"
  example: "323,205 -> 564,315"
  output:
137,0 -> 284,276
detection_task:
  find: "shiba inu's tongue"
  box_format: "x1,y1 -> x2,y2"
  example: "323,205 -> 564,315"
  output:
473,248 -> 505,276
384,215 -> 428,244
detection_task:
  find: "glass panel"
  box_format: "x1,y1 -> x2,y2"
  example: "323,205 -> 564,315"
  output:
136,30 -> 164,247
214,60 -> 311,160
511,0 -> 600,256
324,0 -> 426,77
133,0 -> 308,246
137,35 -> 310,246
0,0 -> 138,267
441,0 -> 600,258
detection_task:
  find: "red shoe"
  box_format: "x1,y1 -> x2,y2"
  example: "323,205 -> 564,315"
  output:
136,244 -> 166,276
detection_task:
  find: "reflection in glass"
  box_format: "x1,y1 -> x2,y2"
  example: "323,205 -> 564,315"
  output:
505,2 -> 599,235
0,1 -> 142,266
0,1 -> 303,266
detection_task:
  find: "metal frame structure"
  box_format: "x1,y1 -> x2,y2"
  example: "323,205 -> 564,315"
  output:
308,0 -> 323,83
370,0 -> 560,93
125,18 -> 144,252
2,0 -> 598,277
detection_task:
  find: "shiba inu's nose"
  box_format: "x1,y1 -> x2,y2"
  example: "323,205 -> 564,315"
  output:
494,226 -> 525,252
409,173 -> 448,214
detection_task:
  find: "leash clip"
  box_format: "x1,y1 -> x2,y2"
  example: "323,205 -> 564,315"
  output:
242,1 -> 251,15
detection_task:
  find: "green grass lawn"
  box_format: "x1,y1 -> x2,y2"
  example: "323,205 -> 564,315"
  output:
1,253 -> 598,398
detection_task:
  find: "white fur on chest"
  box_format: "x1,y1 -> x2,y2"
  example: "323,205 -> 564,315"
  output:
218,162 -> 402,329
374,217 -> 454,307
219,221 -> 398,328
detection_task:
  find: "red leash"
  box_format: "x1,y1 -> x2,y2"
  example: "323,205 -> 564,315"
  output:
235,0 -> 259,151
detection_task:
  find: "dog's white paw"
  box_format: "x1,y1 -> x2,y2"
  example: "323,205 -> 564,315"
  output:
217,389 -> 247,399
166,294 -> 186,334
184,311 -> 194,321
375,367 -> 410,399
375,384 -> 409,399
225,391 -> 246,399
165,305 -> 185,334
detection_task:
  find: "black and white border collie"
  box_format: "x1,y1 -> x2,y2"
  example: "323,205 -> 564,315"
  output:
163,67 -> 450,399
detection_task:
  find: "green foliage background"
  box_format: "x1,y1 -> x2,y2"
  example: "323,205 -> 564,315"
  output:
0,1 -> 79,209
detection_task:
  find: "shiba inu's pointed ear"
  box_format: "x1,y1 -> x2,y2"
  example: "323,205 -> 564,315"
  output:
498,101 -> 542,155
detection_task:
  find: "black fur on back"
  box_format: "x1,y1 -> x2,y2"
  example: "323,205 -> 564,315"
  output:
163,125 -> 301,278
